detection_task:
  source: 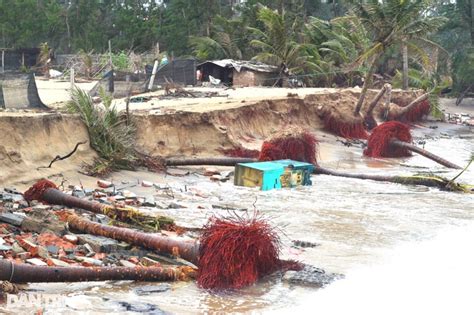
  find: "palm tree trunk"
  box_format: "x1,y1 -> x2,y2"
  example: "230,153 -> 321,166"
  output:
313,167 -> 467,192
389,140 -> 461,169
166,157 -> 256,166
0,260 -> 193,283
399,92 -> 429,115
65,213 -> 200,265
36,187 -> 174,230
366,84 -> 389,116
402,41 -> 409,90
354,60 -> 377,115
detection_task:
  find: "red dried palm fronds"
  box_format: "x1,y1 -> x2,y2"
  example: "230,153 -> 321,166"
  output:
402,99 -> 431,122
64,211 -> 297,290
385,94 -> 431,123
23,179 -> 57,202
258,128 -> 318,164
323,114 -> 368,139
197,215 -> 283,290
364,121 -> 412,158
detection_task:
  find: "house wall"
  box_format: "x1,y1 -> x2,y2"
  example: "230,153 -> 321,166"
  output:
233,69 -> 276,87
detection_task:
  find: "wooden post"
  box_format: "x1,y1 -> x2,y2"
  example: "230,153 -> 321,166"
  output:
108,40 -> 114,93
70,67 -> 75,97
148,59 -> 159,91
108,40 -> 113,67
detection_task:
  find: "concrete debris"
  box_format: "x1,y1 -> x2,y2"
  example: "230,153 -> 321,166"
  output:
26,258 -> 48,266
283,264 -> 343,288
446,112 -> 474,126
0,183 -> 199,271
292,240 -> 320,248
134,284 -> 171,295
76,234 -> 119,253
0,212 -> 25,226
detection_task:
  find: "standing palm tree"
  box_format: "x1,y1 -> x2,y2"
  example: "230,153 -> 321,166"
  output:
347,0 -> 447,114
189,15 -> 245,60
249,6 -> 317,85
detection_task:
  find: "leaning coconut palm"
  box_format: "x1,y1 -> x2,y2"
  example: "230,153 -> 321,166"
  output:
313,0 -> 446,138
304,15 -> 375,137
389,68 -> 450,121
249,6 -> 318,86
349,0 -> 447,115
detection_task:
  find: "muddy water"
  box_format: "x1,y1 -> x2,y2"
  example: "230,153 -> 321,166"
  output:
4,130 -> 474,315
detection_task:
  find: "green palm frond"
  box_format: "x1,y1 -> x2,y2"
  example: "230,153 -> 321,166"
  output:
189,36 -> 227,60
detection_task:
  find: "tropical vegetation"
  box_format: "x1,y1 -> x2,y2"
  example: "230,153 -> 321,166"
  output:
0,0 -> 471,96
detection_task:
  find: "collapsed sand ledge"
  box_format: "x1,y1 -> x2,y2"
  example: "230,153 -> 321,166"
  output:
0,89 -> 420,185
0,113 -> 96,184
134,88 -> 420,157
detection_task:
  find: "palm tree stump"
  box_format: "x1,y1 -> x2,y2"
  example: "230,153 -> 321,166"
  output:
364,121 -> 461,169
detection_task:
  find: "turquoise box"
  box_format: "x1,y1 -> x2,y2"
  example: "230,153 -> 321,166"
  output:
234,159 -> 314,191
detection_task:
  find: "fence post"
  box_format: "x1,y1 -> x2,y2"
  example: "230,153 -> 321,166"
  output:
70,67 -> 75,98
148,59 -> 159,91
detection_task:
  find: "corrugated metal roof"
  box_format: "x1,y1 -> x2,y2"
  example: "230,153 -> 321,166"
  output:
197,59 -> 279,73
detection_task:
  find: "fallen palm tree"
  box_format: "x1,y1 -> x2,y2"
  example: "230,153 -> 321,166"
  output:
56,211 -> 298,290
166,157 -> 255,166
317,92 -> 369,139
364,83 -> 391,130
166,127 -> 466,190
314,166 -> 471,193
220,128 -> 318,164
364,121 -> 461,169
23,180 -> 175,231
0,260 -> 195,283
321,108 -> 368,139
258,127 -> 318,164
167,159 -> 469,193
383,92 -> 431,122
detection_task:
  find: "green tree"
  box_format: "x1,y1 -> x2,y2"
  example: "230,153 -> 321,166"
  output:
189,15 -> 247,60
304,15 -> 371,86
249,6 -> 318,84
347,0 -> 447,114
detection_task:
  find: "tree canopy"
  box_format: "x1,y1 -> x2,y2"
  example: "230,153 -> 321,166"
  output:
0,0 -> 470,93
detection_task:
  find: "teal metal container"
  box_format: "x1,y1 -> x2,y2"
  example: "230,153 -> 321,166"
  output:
272,159 -> 314,186
234,159 -> 314,191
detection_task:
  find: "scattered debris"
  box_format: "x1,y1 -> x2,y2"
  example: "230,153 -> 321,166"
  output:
282,264 -> 343,288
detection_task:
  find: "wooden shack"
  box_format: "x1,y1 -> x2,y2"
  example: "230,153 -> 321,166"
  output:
197,59 -> 279,87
